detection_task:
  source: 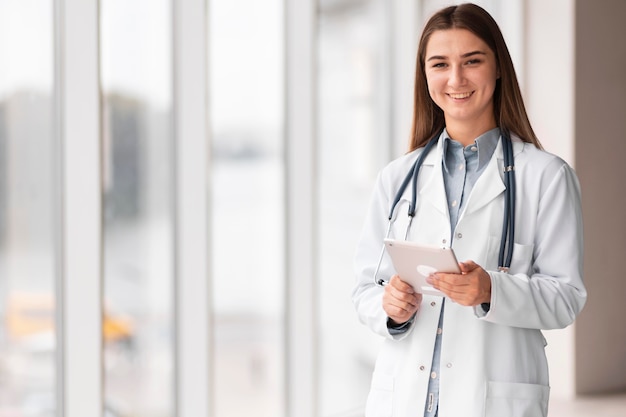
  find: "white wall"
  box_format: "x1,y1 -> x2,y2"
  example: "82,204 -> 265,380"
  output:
574,0 -> 626,395
524,0 -> 577,400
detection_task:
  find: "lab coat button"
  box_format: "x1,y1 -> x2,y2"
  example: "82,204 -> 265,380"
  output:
430,302 -> 436,307
456,232 -> 462,239
446,363 -> 452,368
419,365 -> 425,371
442,239 -> 447,244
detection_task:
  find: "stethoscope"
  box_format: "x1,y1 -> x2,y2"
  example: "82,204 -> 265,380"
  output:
374,131 -> 516,286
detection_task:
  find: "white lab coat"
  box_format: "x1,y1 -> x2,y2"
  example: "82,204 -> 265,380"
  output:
353,135 -> 586,417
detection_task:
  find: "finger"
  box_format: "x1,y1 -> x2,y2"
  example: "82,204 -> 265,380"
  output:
441,272 -> 490,306
459,260 -> 480,273
385,285 -> 419,307
424,275 -> 453,298
427,273 -> 475,303
430,272 -> 470,288
389,275 -> 415,293
383,296 -> 418,321
387,276 -> 419,304
384,297 -> 417,315
414,292 -> 424,305
383,284 -> 422,314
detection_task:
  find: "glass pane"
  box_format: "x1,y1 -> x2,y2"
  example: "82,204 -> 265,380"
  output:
100,1 -> 175,416
0,1 -> 57,416
209,0 -> 285,416
317,1 -> 391,415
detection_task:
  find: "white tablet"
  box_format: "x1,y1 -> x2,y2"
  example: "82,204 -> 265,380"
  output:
383,238 -> 461,296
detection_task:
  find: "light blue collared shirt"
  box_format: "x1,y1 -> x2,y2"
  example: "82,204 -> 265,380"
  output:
385,128 -> 500,415
423,127 -> 499,417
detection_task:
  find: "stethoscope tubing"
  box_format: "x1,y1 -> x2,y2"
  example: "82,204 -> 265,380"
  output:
373,132 -> 516,286
498,134 -> 516,271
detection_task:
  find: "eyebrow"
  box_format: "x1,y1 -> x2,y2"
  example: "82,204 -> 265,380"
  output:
427,50 -> 487,61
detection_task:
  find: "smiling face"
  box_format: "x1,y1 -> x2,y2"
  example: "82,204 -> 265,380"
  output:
424,28 -> 499,142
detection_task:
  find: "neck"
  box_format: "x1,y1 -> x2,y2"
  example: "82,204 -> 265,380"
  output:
446,124 -> 497,146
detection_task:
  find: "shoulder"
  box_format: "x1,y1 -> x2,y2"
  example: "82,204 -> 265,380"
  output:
513,139 -> 580,192
377,149 -> 423,186
515,139 -> 574,176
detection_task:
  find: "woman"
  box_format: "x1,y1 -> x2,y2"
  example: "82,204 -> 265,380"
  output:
352,4 -> 586,417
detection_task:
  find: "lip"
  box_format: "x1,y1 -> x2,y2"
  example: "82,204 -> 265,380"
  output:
447,91 -> 474,99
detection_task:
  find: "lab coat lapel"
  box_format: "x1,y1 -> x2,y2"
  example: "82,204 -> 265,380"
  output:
462,138 -> 506,216
418,137 -> 449,216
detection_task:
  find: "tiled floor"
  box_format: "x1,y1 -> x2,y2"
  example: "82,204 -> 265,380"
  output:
549,393 -> 626,416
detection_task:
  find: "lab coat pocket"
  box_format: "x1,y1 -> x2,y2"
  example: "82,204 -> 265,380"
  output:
486,236 -> 534,275
365,372 -> 394,417
508,243 -> 534,275
485,381 -> 549,417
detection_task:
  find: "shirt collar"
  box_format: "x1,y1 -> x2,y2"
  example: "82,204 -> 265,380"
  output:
441,127 -> 501,172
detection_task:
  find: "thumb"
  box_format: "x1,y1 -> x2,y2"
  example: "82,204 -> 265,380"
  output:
459,260 -> 480,273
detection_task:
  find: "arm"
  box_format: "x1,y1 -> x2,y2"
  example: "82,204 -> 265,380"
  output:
428,162 -> 586,329
352,169 -> 420,339
384,275 -> 422,326
481,163 -> 586,329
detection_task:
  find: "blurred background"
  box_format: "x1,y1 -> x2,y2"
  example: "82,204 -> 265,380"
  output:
0,0 -> 624,416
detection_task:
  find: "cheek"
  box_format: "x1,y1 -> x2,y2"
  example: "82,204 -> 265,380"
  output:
485,69 -> 498,93
485,78 -> 497,98
425,76 -> 443,100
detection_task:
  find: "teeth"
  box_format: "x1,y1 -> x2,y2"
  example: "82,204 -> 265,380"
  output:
449,92 -> 472,99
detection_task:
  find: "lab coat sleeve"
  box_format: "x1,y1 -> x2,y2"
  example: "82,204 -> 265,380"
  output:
478,162 -> 587,329
352,168 -> 414,340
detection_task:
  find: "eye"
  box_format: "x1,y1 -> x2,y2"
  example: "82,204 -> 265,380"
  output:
431,62 -> 447,68
465,59 -> 482,65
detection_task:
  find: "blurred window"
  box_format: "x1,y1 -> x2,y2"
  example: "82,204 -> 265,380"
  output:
317,1 -> 392,415
317,2 -> 524,416
100,1 -> 175,416
209,0 -> 286,416
0,1 -> 58,416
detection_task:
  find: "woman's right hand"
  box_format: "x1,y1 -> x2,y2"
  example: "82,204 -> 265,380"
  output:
383,275 -> 422,325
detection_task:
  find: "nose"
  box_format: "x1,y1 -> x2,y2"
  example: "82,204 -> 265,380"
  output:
448,65 -> 466,88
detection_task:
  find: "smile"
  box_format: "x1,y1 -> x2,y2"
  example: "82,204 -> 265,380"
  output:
448,92 -> 473,99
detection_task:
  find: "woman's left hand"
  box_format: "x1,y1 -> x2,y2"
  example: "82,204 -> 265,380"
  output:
426,260 -> 491,306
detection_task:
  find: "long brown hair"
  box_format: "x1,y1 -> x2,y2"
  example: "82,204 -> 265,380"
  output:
409,3 -> 541,151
